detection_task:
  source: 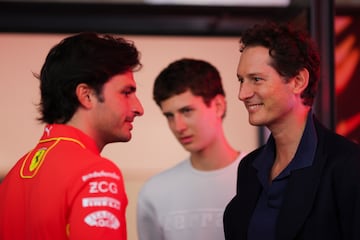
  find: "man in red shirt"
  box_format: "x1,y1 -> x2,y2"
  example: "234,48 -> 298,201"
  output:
0,32 -> 144,240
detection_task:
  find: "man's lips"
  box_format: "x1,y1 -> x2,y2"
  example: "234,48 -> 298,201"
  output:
245,103 -> 263,112
179,136 -> 192,144
125,120 -> 134,130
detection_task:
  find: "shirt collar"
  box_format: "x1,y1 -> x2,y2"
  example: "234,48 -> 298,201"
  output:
41,124 -> 100,155
253,110 -> 318,184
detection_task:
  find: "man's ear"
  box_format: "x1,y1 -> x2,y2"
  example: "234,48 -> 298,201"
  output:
213,94 -> 226,119
76,83 -> 93,109
293,68 -> 310,94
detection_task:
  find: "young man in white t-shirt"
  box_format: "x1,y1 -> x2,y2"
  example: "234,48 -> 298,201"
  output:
137,58 -> 246,240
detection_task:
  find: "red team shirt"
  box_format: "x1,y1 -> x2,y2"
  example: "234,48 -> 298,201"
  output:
0,124 -> 128,240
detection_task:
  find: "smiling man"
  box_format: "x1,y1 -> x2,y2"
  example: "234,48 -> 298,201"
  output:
223,22 -> 360,240
137,58 -> 246,240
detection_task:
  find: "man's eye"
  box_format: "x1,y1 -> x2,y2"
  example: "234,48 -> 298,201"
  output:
123,91 -> 132,96
122,87 -> 136,97
181,108 -> 193,114
164,113 -> 173,120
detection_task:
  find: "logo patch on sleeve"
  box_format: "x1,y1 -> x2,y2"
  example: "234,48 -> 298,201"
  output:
84,210 -> 120,229
82,197 -> 121,210
29,148 -> 47,171
20,147 -> 49,178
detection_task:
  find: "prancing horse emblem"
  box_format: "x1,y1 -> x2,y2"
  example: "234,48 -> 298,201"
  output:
29,148 -> 47,172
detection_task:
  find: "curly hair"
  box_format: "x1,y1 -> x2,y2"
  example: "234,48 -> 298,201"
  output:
240,22 -> 320,106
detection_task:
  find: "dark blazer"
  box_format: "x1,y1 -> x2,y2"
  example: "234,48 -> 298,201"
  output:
223,119 -> 360,240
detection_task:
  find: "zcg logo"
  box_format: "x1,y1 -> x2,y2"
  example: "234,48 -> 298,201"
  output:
89,181 -> 118,194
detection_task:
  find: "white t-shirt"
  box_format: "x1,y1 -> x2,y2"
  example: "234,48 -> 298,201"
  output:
137,152 -> 246,240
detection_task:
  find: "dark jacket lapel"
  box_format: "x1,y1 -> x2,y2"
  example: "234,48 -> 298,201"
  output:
276,120 -> 328,240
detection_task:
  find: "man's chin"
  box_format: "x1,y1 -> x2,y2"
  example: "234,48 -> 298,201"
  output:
248,117 -> 264,126
182,144 -> 197,153
117,133 -> 132,143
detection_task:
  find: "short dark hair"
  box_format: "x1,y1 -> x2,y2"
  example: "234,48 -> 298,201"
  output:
239,22 -> 320,106
36,32 -> 141,124
153,58 -> 225,107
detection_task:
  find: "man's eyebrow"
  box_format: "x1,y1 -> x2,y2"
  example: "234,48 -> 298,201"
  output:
163,111 -> 172,115
123,85 -> 136,92
241,72 -> 262,77
162,105 -> 193,115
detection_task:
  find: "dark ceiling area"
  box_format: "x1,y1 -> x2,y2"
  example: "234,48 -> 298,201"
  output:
0,1 -> 308,36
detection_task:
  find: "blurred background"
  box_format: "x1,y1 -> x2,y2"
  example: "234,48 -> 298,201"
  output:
0,0 -> 359,239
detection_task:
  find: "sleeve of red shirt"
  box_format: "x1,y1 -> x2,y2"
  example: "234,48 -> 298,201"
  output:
66,160 -> 128,240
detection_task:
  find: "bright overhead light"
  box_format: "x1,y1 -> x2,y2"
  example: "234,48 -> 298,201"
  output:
144,0 -> 291,7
